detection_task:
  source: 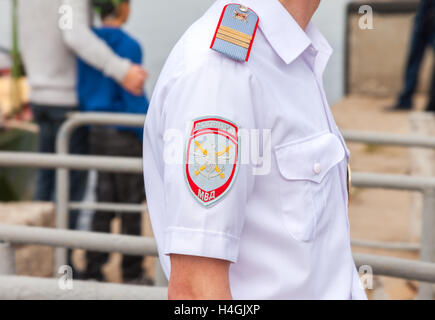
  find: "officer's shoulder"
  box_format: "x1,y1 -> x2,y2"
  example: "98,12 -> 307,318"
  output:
209,4 -> 259,63
176,3 -> 260,71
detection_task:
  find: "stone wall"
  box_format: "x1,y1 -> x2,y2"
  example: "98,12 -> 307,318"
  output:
348,10 -> 433,97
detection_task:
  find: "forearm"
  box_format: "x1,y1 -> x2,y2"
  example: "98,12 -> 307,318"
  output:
168,279 -> 233,300
169,254 -> 233,300
61,0 -> 130,83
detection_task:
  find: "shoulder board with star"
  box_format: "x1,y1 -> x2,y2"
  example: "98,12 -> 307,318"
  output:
210,4 -> 259,62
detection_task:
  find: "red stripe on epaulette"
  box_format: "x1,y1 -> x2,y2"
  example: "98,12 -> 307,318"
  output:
245,18 -> 259,62
210,4 -> 230,49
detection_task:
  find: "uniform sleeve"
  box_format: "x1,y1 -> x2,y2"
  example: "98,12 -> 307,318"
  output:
161,58 -> 258,263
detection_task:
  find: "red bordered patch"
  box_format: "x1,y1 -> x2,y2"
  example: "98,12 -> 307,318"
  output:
185,117 -> 240,207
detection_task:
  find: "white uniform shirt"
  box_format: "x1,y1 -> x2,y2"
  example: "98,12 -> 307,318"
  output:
143,0 -> 367,300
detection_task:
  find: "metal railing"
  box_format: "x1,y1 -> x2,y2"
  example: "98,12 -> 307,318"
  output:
2,225 -> 435,299
55,113 -> 146,270
2,224 -> 435,299
0,225 -> 158,256
351,175 -> 435,299
342,128 -> 435,300
342,135 -> 435,253
0,275 -> 167,300
0,112 -> 434,299
343,130 -> 435,149
354,253 -> 435,284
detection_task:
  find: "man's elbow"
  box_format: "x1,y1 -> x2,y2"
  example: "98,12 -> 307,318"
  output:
61,28 -> 80,51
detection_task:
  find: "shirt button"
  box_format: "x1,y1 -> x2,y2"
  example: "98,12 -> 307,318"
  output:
313,162 -> 322,175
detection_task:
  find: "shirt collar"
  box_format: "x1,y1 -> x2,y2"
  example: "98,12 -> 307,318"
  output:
241,0 -> 333,64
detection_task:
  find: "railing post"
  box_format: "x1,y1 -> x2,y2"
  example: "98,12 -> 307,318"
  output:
55,116 -> 75,272
55,167 -> 69,271
53,113 -> 146,272
418,188 -> 435,300
0,242 -> 15,275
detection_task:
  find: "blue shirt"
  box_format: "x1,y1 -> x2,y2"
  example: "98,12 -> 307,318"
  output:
77,27 -> 149,139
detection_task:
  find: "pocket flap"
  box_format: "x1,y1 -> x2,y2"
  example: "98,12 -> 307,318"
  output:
275,133 -> 345,183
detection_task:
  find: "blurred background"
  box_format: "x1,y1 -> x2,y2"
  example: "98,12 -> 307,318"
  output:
0,0 -> 434,300
0,0 -> 351,103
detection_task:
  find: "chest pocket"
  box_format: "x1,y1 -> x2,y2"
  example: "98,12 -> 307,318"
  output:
275,132 -> 346,242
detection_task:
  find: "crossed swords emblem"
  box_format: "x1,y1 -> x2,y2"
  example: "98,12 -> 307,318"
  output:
193,139 -> 233,179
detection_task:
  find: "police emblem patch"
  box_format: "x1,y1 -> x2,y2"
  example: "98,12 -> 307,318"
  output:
185,117 -> 240,207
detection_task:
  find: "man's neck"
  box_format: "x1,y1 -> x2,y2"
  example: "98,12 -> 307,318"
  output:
102,17 -> 123,28
279,0 -> 320,30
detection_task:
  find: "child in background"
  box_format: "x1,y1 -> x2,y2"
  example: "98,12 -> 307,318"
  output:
77,0 -> 150,284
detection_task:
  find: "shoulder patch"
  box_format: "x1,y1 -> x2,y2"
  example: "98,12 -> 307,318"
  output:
184,117 -> 240,207
210,4 -> 259,62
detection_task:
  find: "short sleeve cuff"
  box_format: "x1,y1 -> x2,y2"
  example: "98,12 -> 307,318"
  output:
164,227 -> 240,263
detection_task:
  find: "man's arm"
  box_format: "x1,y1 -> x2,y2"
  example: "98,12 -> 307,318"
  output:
61,0 -> 145,95
160,62 -> 257,301
120,40 -> 150,112
169,255 -> 232,300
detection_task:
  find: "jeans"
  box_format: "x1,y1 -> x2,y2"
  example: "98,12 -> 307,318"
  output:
32,104 -> 89,230
84,127 -> 145,281
397,0 -> 435,109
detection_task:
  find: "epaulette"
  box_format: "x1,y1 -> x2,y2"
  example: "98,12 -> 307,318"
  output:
210,4 -> 259,62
